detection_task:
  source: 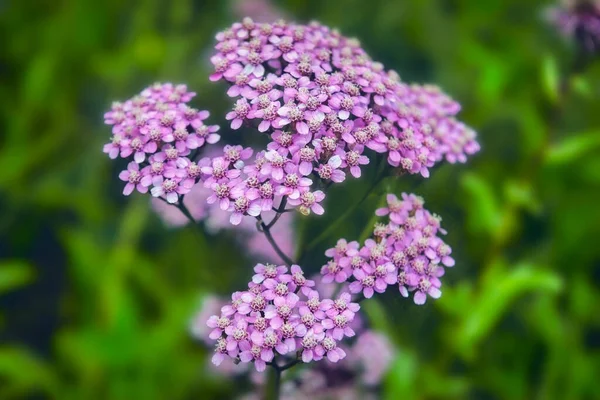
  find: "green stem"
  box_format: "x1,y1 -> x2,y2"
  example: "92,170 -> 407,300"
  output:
265,358 -> 301,400
265,364 -> 281,400
302,164 -> 389,255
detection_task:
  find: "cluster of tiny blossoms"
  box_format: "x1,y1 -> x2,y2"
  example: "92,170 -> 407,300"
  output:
207,263 -> 360,371
205,18 -> 479,220
103,83 -> 220,203
321,193 -> 454,305
191,293 -> 394,398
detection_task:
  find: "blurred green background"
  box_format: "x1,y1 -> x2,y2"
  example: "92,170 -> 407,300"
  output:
1,0 -> 600,398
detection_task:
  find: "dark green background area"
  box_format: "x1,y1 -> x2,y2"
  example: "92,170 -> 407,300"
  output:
1,0 -> 599,398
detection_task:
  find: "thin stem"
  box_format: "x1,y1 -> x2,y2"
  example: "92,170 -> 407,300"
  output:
266,212 -> 285,229
256,216 -> 295,266
176,200 -> 197,226
266,197 -> 288,229
265,357 -> 301,399
274,369 -> 281,398
279,359 -> 300,371
157,195 -> 198,226
302,164 -> 390,255
265,363 -> 282,400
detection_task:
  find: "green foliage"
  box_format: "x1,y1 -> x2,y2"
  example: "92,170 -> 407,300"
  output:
0,262 -> 34,295
1,0 -> 599,399
545,130 -> 600,165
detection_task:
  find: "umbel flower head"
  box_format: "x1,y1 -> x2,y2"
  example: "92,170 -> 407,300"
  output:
103,83 -> 220,203
102,18 -> 479,225
206,263 -> 359,371
323,192 -> 453,305
200,17 -> 479,221
192,294 -> 394,397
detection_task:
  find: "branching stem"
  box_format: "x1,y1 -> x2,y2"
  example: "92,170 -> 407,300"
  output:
256,215 -> 295,266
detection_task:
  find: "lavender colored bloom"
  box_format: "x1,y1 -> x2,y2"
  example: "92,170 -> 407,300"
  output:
252,263 -> 288,283
287,190 -> 326,215
102,83 -> 219,201
264,292 -> 299,328
315,155 -> 346,183
322,192 -> 454,305
229,190 -> 262,225
316,335 -> 347,363
150,175 -> 194,203
201,18 -> 478,219
118,162 -> 148,195
205,264 -> 353,371
349,269 -> 377,299
276,164 -> 313,199
320,260 -> 349,284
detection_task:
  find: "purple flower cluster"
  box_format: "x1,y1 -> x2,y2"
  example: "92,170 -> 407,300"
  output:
192,293 -> 394,396
321,193 -> 454,305
207,263 -> 360,370
103,83 -> 220,203
196,145 -> 327,223
205,18 -> 478,219
549,0 -> 600,53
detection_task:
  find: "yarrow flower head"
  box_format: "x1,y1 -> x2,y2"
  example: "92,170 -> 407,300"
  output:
206,263 -> 358,371
322,192 -> 453,305
193,297 -> 394,397
201,18 -> 479,220
103,83 -> 220,203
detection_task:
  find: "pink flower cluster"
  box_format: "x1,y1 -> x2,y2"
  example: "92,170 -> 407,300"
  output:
102,19 -> 479,224
208,18 -> 478,215
198,145 -> 327,223
103,83 -> 220,203
207,263 -> 360,371
192,293 -> 394,395
321,192 -> 454,305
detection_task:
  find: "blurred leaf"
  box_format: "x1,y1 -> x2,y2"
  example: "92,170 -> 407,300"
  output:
545,131 -> 600,166
422,366 -> 469,398
133,33 -> 166,70
0,347 -> 59,398
383,352 -> 418,400
523,296 -> 569,399
541,54 -> 560,104
570,75 -> 592,98
461,172 -> 502,236
361,297 -> 393,336
455,264 -> 563,359
504,180 -> 540,213
435,281 -> 474,318
0,261 -> 34,295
